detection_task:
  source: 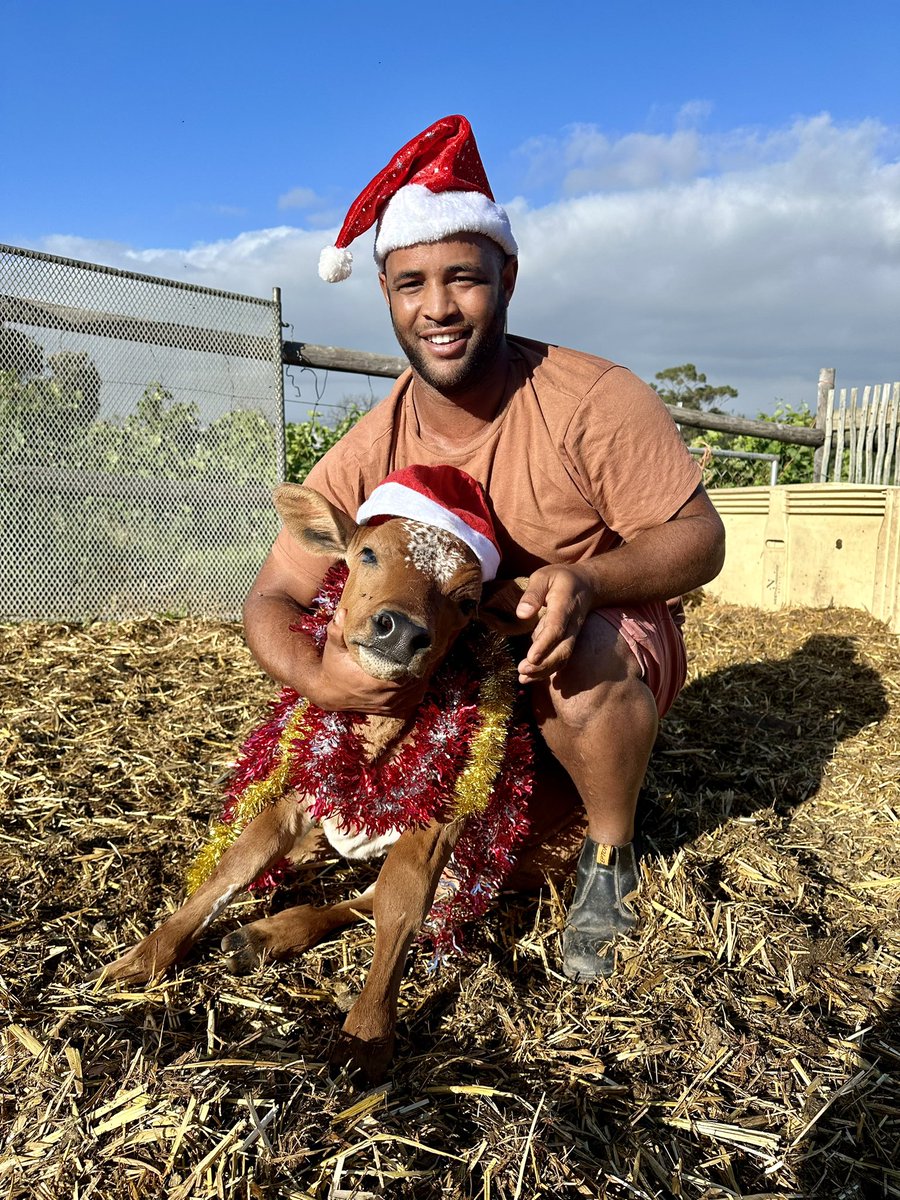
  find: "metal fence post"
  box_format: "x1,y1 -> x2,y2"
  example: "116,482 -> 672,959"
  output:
273,285 -> 286,482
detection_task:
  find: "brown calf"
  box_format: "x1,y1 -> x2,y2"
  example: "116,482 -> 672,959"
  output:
95,484 -> 579,1081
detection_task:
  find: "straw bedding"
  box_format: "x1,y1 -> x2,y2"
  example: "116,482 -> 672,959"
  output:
1,599 -> 898,1199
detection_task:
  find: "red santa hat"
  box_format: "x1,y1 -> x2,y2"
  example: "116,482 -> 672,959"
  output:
355,464 -> 501,582
319,115 -> 518,283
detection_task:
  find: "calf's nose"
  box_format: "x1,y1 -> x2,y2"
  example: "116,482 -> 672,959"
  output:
370,609 -> 432,663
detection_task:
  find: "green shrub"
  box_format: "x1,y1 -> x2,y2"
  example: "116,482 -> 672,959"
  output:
690,402 -> 816,485
284,404 -> 368,482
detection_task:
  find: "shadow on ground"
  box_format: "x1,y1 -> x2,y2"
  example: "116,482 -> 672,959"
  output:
643,631 -> 888,850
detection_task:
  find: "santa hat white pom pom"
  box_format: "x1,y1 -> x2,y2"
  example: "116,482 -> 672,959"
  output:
318,244 -> 353,283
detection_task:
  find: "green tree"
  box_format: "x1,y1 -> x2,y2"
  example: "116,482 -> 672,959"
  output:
0,332 -> 101,462
83,383 -> 202,478
193,408 -> 277,482
47,350 -> 101,426
653,363 -> 738,413
0,325 -> 43,379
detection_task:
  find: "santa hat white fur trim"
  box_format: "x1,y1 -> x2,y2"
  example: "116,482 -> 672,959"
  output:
374,184 -> 517,267
356,480 -> 501,582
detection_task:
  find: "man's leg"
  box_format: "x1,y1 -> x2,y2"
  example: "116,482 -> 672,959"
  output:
531,612 -> 659,979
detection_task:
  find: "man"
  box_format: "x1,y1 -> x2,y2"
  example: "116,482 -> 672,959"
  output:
244,115 -> 725,979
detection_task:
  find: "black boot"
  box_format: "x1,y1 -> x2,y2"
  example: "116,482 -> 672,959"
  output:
562,839 -> 639,980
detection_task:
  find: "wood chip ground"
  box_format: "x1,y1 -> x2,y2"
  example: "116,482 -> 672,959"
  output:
1,600 -> 898,1199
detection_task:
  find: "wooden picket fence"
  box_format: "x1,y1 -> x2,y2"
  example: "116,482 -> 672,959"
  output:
817,380 -> 900,485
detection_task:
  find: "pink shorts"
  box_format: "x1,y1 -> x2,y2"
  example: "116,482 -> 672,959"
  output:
594,600 -> 688,718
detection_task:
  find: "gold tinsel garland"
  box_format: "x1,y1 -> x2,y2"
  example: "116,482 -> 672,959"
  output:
449,632 -> 517,819
185,699 -> 312,894
185,632 -> 515,895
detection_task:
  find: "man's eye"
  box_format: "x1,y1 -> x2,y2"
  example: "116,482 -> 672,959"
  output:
361,547 -> 378,565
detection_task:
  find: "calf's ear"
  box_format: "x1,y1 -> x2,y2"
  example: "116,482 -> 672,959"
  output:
478,577 -> 545,635
273,484 -> 358,558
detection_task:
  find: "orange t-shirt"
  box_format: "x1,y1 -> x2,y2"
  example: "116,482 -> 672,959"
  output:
273,336 -> 701,584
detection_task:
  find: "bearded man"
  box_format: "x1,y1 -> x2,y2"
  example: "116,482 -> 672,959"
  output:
244,115 -> 725,979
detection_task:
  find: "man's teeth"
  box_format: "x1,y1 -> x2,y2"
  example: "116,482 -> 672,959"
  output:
427,333 -> 460,344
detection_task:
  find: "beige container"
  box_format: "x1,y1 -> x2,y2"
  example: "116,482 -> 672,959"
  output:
706,484 -> 900,634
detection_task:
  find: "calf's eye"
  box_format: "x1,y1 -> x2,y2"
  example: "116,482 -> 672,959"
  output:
361,547 -> 378,566
458,598 -> 477,616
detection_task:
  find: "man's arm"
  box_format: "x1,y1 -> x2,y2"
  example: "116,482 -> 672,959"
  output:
515,484 -> 725,683
243,550 -> 428,715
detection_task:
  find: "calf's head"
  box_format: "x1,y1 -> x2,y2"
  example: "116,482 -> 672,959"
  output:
274,482 -> 535,684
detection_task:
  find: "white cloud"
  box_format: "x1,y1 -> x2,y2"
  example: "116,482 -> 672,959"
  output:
675,100 -> 713,128
35,114 -> 900,418
518,107 -> 714,194
519,124 -> 709,193
277,186 -> 322,211
306,207 -> 345,230
518,111 -> 900,196
509,114 -> 900,410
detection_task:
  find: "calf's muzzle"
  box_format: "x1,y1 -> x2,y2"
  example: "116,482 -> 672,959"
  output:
369,609 -> 432,665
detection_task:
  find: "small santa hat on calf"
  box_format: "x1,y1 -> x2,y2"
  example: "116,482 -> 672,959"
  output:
355,464 -> 501,582
318,114 -> 518,283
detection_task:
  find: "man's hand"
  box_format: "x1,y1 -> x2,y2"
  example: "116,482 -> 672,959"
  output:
515,563 -> 597,684
511,485 -> 726,686
307,613 -> 429,716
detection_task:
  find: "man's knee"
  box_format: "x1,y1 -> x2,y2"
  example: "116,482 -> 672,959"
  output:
532,612 -> 652,733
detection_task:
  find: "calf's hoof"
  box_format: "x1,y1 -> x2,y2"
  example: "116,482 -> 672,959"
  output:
219,905 -> 324,974
329,1028 -> 396,1086
220,927 -> 268,975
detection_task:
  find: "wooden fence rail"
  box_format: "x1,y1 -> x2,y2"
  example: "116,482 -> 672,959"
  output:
282,340 -> 825,448
286,345 -> 900,481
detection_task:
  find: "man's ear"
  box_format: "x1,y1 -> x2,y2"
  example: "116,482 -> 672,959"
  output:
478,576 -> 544,635
501,254 -> 518,304
272,484 -> 357,558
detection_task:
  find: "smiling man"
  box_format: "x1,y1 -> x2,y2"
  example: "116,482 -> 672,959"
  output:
244,115 -> 725,980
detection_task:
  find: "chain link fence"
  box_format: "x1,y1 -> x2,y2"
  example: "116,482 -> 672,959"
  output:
1,244 -> 284,620
689,444 -> 784,487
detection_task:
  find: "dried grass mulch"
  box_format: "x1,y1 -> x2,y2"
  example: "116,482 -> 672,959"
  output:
1,599 -> 899,1199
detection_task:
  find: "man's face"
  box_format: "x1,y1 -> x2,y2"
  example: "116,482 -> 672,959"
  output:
379,234 -> 518,394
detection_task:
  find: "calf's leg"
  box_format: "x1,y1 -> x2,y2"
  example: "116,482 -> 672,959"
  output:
333,818 -> 463,1083
94,795 -> 304,983
220,887 -> 375,974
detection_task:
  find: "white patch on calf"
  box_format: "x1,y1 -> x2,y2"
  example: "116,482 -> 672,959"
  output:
198,884 -> 240,934
400,520 -> 466,587
321,816 -> 403,861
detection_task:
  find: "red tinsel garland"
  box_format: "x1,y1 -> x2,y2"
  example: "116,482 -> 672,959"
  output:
220,565 -> 534,955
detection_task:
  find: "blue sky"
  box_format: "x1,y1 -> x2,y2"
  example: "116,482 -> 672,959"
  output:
3,0 -> 900,417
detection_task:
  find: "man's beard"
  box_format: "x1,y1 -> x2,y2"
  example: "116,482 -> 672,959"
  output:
390,292 -> 508,394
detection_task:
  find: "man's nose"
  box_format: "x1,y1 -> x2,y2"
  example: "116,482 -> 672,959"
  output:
421,280 -> 457,322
